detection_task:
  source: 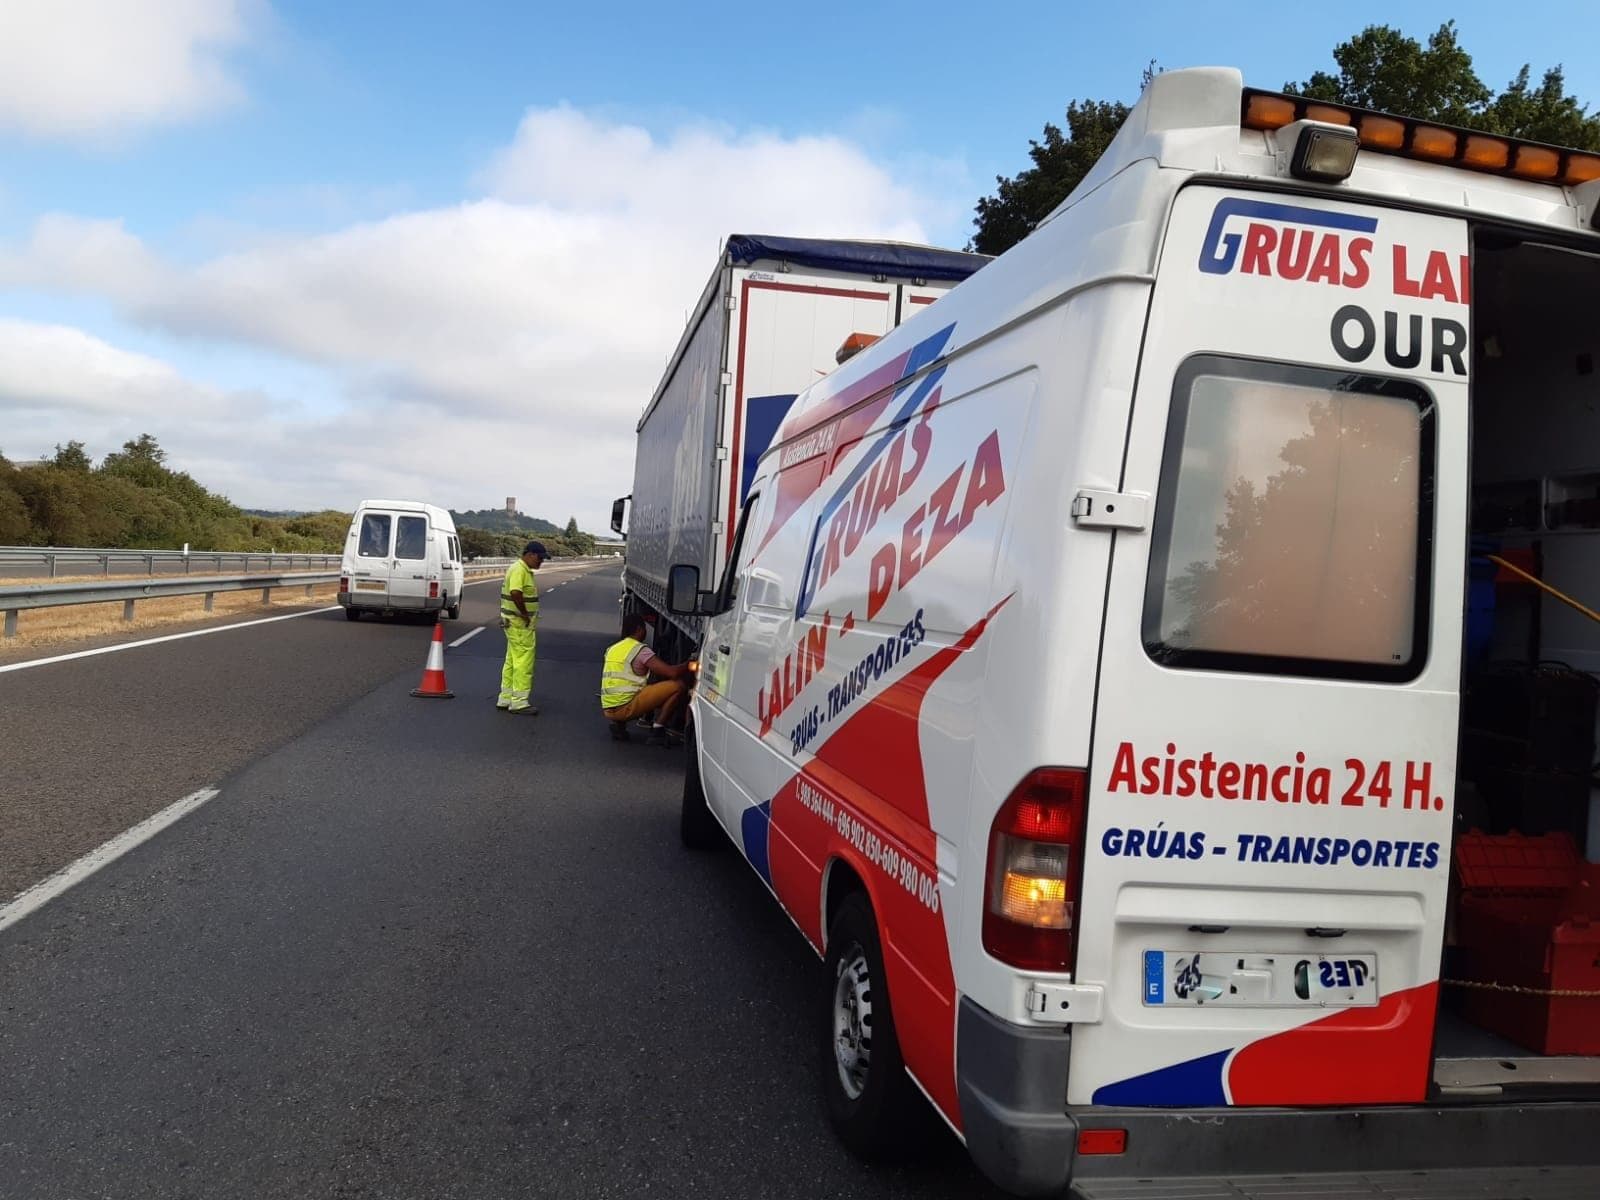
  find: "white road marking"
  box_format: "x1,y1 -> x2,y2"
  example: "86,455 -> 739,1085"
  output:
0,607 -> 342,676
449,625 -> 485,648
0,787 -> 222,935
0,562 -> 601,676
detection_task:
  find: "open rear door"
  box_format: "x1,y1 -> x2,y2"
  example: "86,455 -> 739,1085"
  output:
1069,184 -> 1471,1107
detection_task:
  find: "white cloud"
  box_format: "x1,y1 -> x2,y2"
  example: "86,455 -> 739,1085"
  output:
0,0 -> 255,141
0,106 -> 968,524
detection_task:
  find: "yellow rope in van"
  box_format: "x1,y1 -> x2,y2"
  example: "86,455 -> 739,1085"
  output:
1443,977 -> 1600,998
1486,554 -> 1600,626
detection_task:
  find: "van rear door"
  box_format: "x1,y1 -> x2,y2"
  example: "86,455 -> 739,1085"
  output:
388,512 -> 432,609
350,509 -> 396,605
1069,185 -> 1470,1108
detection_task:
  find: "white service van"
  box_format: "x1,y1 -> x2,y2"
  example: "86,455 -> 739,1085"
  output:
662,69 -> 1600,1196
338,499 -> 464,621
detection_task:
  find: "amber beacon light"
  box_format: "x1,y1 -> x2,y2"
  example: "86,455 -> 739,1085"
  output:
1243,88 -> 1600,190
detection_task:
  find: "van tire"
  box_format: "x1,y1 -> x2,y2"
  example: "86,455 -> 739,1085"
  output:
822,893 -> 922,1161
446,601 -> 461,620
344,607 -> 361,621
680,730 -> 722,850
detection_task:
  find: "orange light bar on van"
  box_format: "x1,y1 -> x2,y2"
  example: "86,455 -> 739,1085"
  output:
1463,135 -> 1510,171
1243,92 -> 1296,130
1514,145 -> 1561,180
1242,87 -> 1600,189
1565,154 -> 1600,185
1357,116 -> 1406,151
1411,126 -> 1459,160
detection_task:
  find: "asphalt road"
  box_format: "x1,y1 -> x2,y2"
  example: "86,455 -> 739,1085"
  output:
0,561 -> 596,898
0,563 -> 996,1198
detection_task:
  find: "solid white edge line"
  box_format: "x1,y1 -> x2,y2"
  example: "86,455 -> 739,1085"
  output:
449,625 -> 485,648
0,562 -> 604,675
0,787 -> 222,935
0,606 -> 343,676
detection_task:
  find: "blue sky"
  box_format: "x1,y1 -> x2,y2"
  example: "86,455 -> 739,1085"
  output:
0,1 -> 1595,526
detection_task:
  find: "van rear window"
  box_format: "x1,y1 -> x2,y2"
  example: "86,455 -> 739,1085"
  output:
395,516 -> 427,560
358,514 -> 391,558
1144,356 -> 1434,682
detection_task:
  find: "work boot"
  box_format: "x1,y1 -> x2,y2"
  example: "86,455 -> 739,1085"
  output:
507,705 -> 540,716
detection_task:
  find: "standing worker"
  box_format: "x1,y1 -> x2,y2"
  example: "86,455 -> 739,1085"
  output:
497,540 -> 547,714
601,614 -> 694,743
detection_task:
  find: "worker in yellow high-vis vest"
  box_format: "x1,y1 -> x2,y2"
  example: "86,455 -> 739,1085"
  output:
601,613 -> 693,744
497,540 -> 546,714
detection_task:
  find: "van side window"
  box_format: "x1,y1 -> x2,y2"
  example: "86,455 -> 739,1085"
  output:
395,516 -> 428,560
718,492 -> 761,611
1143,355 -> 1434,682
358,514 -> 391,558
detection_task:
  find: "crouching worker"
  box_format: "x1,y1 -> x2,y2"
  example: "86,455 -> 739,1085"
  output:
601,614 -> 693,745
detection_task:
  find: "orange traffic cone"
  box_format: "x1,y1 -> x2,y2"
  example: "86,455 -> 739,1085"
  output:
411,621 -> 455,699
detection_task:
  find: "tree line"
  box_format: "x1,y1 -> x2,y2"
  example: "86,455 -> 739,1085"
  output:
972,22 -> 1600,255
0,435 -> 596,557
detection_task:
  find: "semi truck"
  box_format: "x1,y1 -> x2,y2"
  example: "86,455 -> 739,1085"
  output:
611,234 -> 989,658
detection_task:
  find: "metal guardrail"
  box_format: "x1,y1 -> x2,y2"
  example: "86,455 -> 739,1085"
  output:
0,545 -> 345,578
0,563 -> 512,638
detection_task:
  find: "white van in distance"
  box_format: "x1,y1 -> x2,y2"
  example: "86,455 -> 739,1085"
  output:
661,68 -> 1600,1197
338,499 -> 465,621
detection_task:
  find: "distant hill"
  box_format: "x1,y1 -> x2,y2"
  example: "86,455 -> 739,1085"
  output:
244,508 -> 308,519
449,509 -> 561,535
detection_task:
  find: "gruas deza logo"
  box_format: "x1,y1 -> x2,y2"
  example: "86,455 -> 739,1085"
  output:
1198,197 -> 1379,286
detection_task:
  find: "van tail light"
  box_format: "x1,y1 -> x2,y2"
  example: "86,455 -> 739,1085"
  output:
983,768 -> 1087,972
429,581 -> 439,598
339,576 -> 349,594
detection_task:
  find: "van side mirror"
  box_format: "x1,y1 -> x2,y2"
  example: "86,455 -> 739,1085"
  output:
611,496 -> 629,537
667,563 -> 716,616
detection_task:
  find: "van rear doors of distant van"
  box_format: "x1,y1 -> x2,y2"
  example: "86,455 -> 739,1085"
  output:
340,500 -> 463,620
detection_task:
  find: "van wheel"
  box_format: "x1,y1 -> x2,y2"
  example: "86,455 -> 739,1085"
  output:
344,607 -> 361,622
447,602 -> 461,620
680,728 -> 722,850
822,893 -> 922,1160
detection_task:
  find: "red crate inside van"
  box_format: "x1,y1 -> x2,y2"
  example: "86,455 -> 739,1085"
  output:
1452,832 -> 1600,1055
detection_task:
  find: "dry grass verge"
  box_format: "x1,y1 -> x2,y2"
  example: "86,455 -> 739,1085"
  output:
2,581 -> 343,649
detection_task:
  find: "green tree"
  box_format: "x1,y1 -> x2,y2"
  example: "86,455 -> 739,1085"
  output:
971,99 -> 1131,255
52,441 -> 92,472
1483,66 -> 1600,150
564,516 -> 579,539
972,25 -> 1600,259
1287,22 -> 1600,149
0,455 -> 35,544
1286,22 -> 1490,127
458,527 -> 500,560
99,433 -> 169,487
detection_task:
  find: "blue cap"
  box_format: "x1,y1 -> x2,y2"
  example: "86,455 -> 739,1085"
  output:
524,540 -> 548,557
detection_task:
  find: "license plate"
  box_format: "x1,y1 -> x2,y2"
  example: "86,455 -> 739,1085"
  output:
1142,950 -> 1379,1008
355,580 -> 386,592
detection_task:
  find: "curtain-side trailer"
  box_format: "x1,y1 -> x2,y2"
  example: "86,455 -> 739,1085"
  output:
612,235 -> 988,659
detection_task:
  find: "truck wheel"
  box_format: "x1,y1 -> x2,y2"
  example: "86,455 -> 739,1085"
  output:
822,892 -> 922,1160
344,607 -> 361,622
447,601 -> 461,620
680,727 -> 722,850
